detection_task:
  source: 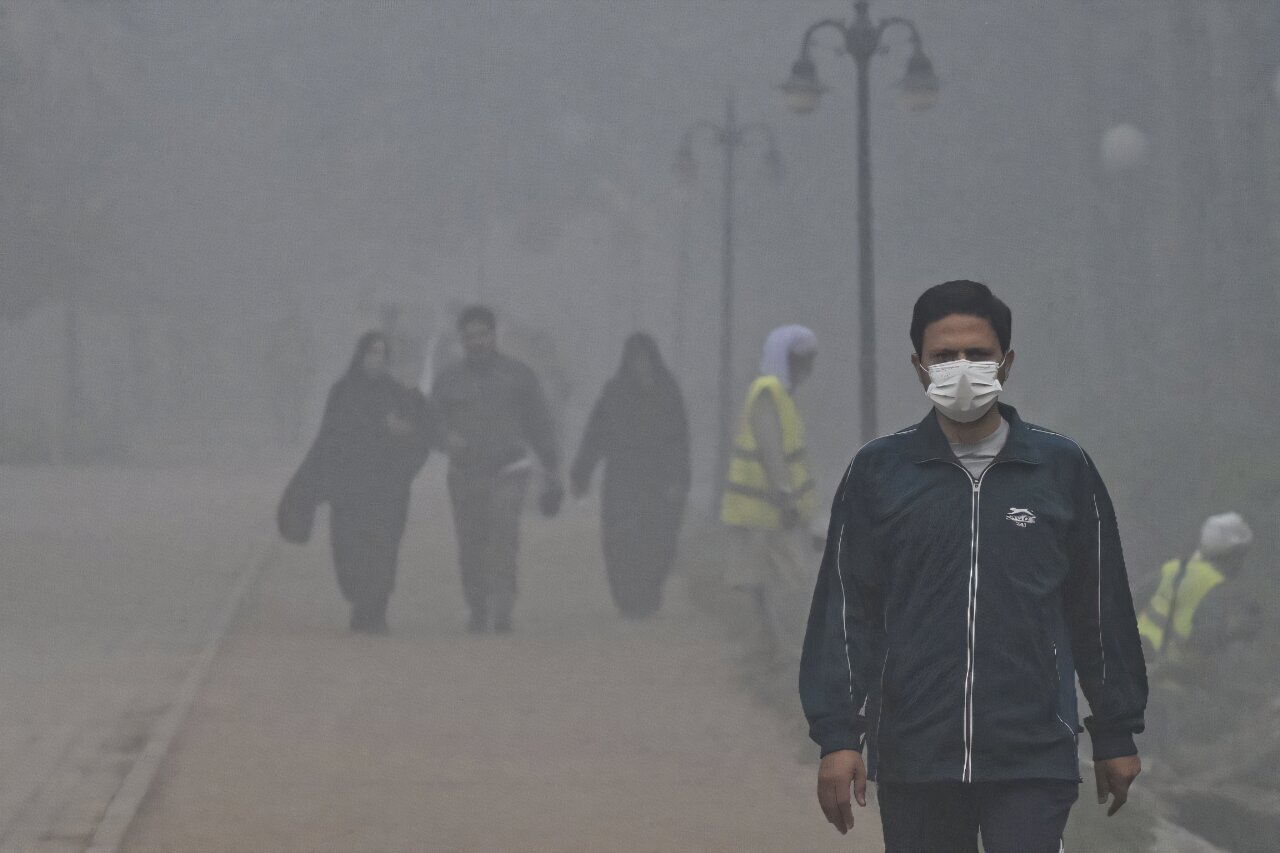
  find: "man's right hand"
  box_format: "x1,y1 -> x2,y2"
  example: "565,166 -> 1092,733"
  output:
817,749 -> 867,835
1095,754 -> 1141,816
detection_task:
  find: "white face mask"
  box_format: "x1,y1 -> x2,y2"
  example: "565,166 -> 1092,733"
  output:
923,358 -> 1006,423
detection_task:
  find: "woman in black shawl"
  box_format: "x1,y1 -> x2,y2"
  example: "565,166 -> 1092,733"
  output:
570,333 -> 690,617
311,331 -> 434,633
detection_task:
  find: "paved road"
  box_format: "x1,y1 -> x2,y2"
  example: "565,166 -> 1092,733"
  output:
119,473 -> 880,852
0,466 -> 280,853
1,466 -> 1217,852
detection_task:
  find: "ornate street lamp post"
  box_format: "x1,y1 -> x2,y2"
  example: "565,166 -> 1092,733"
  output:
675,93 -> 782,497
782,0 -> 938,440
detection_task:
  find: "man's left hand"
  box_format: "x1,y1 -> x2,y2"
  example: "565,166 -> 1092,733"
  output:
1095,755 -> 1141,816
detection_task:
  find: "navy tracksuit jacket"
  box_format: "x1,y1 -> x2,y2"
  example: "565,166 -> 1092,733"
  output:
800,404 -> 1147,782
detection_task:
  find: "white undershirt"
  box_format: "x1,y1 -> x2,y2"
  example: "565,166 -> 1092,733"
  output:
950,416 -> 1010,481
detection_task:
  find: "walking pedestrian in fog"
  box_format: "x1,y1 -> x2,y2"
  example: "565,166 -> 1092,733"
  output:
307,332 -> 433,634
431,305 -> 563,634
570,333 -> 690,618
801,281 -> 1146,851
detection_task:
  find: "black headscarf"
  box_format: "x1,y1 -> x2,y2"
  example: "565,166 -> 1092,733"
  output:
313,331 -> 431,502
346,331 -> 390,380
571,332 -> 689,490
617,332 -> 675,389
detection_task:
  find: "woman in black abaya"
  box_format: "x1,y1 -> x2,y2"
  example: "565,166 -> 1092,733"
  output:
570,333 -> 690,617
312,332 -> 433,633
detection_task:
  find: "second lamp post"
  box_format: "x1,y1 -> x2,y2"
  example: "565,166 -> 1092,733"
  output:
782,0 -> 939,441
675,93 -> 782,494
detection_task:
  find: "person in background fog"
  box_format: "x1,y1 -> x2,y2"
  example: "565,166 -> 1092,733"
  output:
1137,511 -> 1255,663
311,331 -> 433,634
431,305 -> 562,634
570,333 -> 690,618
720,325 -> 820,664
1137,512 -> 1255,752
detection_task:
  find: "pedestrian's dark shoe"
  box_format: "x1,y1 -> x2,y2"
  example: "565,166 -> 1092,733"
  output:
467,611 -> 488,634
493,615 -> 512,634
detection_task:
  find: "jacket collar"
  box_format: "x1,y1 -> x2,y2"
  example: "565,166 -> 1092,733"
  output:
906,402 -> 1041,465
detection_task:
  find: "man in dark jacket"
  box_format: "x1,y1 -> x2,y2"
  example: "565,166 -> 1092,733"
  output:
431,305 -> 562,634
800,281 -> 1147,852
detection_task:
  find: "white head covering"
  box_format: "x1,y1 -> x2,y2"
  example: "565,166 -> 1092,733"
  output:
1199,512 -> 1253,557
760,325 -> 817,389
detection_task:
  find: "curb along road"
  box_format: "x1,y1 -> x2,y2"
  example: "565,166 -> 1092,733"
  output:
85,538 -> 279,853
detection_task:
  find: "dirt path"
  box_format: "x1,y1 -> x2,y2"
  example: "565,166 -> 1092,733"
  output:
122,475 -> 881,852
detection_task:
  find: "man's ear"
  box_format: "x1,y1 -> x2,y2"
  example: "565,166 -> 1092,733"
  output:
999,350 -> 1015,383
911,353 -> 930,389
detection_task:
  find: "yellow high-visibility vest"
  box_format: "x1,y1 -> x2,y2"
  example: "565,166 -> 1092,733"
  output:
720,375 -> 818,530
1136,556 -> 1225,659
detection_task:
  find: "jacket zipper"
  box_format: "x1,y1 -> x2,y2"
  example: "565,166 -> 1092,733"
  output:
945,459 -> 1004,783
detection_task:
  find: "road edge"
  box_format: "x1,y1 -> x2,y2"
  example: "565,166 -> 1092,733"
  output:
85,536 -> 279,853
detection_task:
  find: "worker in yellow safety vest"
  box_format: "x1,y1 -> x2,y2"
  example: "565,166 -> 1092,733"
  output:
721,324 -> 820,666
1137,512 -> 1254,664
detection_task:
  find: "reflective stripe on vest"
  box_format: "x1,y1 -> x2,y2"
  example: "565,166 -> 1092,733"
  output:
720,375 -> 818,530
1136,556 -> 1225,657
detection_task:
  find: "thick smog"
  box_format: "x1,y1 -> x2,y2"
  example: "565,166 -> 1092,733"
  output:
0,2 -> 1276,851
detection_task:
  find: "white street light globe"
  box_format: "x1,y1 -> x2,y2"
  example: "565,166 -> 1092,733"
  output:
1100,124 -> 1150,171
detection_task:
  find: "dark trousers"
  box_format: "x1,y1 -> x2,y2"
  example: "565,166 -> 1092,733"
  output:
329,500 -> 407,628
447,467 -> 530,622
879,779 -> 1078,853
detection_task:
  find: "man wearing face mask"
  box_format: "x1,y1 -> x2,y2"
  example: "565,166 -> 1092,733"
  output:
800,281 -> 1147,852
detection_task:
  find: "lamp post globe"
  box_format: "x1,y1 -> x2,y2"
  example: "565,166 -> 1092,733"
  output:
781,56 -> 826,115
901,48 -> 940,111
1100,123 -> 1150,171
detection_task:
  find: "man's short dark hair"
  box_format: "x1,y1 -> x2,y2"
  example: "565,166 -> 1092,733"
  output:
457,304 -> 496,332
910,280 -> 1012,356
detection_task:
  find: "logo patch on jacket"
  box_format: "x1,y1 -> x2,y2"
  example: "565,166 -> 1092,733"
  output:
1006,507 -> 1037,527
